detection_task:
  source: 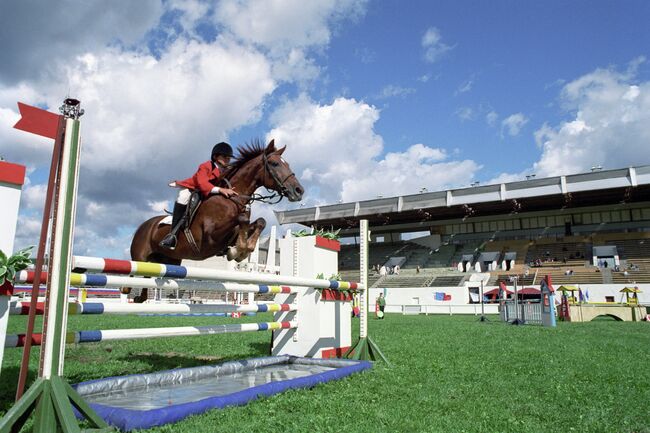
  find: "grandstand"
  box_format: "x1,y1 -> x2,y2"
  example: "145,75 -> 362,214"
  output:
277,165 -> 650,292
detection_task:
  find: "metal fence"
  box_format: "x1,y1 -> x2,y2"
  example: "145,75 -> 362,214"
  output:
501,300 -> 543,325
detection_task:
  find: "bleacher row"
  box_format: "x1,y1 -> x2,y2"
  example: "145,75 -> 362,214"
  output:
339,232 -> 650,288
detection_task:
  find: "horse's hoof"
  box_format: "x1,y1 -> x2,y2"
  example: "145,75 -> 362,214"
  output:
227,246 -> 238,261
133,295 -> 145,304
120,287 -> 132,295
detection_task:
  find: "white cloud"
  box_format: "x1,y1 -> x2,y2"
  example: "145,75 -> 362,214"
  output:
20,182 -> 47,210
341,145 -> 480,201
456,107 -> 474,121
271,48 -> 321,83
268,95 -> 480,203
456,79 -> 473,94
268,94 -> 383,204
168,0 -> 210,34
13,215 -> 42,250
501,113 -> 528,136
377,85 -> 416,99
215,0 -> 367,53
486,111 -> 498,127
534,62 -> 650,176
421,27 -> 452,63
57,37 -> 275,174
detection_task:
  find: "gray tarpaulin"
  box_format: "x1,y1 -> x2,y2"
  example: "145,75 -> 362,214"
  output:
74,355 -> 371,431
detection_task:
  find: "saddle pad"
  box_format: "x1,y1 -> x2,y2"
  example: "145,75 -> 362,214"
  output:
158,215 -> 172,226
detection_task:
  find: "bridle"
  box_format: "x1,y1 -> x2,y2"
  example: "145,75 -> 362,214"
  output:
229,152 -> 298,206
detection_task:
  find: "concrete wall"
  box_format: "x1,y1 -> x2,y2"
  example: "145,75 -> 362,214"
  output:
369,283 -> 650,315
0,161 -> 26,255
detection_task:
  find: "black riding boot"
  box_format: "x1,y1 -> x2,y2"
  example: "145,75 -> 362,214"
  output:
159,202 -> 187,250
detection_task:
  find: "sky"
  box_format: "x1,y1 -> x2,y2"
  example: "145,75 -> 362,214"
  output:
1,0 -> 650,259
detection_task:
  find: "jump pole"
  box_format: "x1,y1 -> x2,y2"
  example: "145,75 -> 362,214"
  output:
70,255 -> 362,290
5,321 -> 297,348
345,219 -> 389,364
16,271 -> 301,295
7,301 -> 297,316
0,99 -> 111,433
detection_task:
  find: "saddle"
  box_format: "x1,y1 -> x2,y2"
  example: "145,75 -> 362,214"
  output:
164,190 -> 201,229
183,191 -> 202,229
164,189 -> 241,255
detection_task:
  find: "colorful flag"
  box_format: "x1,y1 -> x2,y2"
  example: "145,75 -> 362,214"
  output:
443,294 -> 452,301
435,292 -> 444,301
585,289 -> 590,301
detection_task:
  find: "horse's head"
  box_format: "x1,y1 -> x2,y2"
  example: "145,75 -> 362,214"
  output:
261,139 -> 304,202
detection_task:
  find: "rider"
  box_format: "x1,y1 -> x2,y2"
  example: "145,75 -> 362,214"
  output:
159,142 -> 239,250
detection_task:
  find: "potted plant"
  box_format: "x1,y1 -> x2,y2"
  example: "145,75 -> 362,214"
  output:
0,246 -> 34,294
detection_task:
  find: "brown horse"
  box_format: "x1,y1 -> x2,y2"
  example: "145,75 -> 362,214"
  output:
128,139 -> 304,302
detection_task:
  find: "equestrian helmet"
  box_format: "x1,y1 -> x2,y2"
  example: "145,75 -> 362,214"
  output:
211,142 -> 234,159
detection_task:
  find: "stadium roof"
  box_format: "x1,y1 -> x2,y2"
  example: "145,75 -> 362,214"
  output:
274,165 -> 650,232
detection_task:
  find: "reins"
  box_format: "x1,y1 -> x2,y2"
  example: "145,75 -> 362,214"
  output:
225,151 -> 296,207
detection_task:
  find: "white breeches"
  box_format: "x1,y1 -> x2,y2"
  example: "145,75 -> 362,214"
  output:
176,188 -> 192,205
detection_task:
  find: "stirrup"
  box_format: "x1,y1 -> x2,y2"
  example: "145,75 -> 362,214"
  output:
159,234 -> 178,250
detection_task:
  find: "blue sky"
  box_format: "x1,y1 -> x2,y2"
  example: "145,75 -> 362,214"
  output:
1,0 -> 650,258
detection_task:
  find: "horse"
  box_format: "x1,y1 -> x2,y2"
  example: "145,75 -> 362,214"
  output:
127,139 -> 304,303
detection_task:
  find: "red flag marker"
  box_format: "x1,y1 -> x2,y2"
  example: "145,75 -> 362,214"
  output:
13,102 -> 60,140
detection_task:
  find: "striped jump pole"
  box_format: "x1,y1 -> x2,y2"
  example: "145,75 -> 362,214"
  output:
16,271 -> 297,295
4,320 -> 297,348
8,301 -> 296,316
71,255 -> 363,291
11,286 -> 120,297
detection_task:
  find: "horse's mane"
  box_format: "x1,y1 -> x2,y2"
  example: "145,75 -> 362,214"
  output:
222,138 -> 269,180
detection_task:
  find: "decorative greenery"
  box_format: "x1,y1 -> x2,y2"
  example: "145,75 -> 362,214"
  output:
0,246 -> 34,286
315,273 -> 341,281
292,227 -> 341,240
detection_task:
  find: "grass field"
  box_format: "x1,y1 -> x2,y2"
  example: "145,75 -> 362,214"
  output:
1,313 -> 649,432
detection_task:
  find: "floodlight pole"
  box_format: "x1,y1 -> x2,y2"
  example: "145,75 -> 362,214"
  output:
478,279 -> 488,322
511,275 -> 524,325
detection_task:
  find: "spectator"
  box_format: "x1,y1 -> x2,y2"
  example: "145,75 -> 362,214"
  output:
379,265 -> 387,277
394,264 -> 400,275
377,293 -> 386,319
416,265 -> 421,274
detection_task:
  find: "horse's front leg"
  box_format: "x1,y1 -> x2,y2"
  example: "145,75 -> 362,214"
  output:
227,213 -> 251,262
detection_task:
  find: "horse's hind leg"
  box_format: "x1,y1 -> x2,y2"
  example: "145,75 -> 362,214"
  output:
227,217 -> 266,263
227,213 -> 252,262
129,218 -> 178,303
244,218 -> 266,259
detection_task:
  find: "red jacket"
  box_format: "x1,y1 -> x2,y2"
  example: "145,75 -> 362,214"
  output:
175,161 -> 223,198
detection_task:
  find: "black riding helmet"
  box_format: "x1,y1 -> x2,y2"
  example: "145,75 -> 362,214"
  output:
211,142 -> 234,160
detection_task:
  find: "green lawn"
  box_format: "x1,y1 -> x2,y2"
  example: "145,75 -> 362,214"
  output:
1,313 -> 649,432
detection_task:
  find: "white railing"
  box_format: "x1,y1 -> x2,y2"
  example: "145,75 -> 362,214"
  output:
387,303 -> 500,316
